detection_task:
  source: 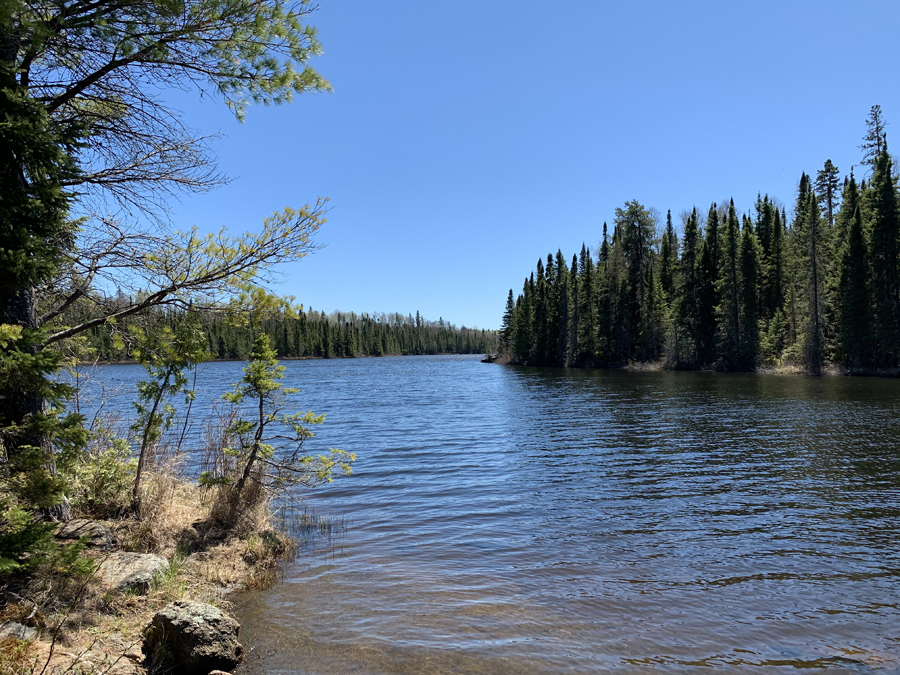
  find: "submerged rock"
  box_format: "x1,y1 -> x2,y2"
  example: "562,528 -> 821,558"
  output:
143,601 -> 243,675
98,552 -> 168,594
55,518 -> 116,549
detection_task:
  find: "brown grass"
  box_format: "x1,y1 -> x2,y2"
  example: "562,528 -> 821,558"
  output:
4,462 -> 293,675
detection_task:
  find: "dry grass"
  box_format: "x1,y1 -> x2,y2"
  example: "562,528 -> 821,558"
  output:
5,462 -> 293,675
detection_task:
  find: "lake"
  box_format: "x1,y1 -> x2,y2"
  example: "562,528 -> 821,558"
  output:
81,355 -> 900,673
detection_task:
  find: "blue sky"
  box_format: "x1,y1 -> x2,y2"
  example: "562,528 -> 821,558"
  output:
163,0 -> 900,330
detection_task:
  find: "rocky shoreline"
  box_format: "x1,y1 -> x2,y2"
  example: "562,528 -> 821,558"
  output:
0,475 -> 289,675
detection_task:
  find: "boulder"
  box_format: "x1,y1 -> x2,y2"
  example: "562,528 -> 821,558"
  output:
0,621 -> 38,641
98,552 -> 168,594
143,601 -> 243,675
55,518 -> 116,549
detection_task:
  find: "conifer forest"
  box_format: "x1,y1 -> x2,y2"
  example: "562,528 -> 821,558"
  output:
72,307 -> 498,362
499,106 -> 899,375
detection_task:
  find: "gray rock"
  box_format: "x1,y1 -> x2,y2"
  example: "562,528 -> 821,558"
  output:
143,601 -> 243,675
98,552 -> 169,594
0,621 -> 38,641
56,518 -> 116,549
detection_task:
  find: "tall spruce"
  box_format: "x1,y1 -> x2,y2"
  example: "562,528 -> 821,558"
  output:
697,204 -> 720,363
576,244 -> 595,364
836,174 -> 869,367
615,201 -> 655,359
500,290 -> 515,354
567,254 -> 579,365
555,251 -> 569,364
866,142 -> 900,366
861,104 -> 887,169
717,200 -> 741,365
739,216 -> 761,365
676,208 -> 701,363
660,209 -> 677,298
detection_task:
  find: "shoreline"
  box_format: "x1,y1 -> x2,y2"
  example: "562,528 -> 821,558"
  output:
494,355 -> 900,378
3,473 -> 290,675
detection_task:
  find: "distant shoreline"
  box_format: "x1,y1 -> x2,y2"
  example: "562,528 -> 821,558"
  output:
81,352 -> 489,366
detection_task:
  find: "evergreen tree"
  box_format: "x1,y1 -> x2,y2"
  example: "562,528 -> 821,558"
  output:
697,204 -> 720,363
739,216 -> 761,366
567,254 -> 579,365
555,251 -> 570,364
513,277 -> 533,363
615,201 -> 656,359
532,259 -> 548,363
660,209 -> 677,298
861,104 -> 887,169
676,208 -> 701,363
815,159 -> 841,229
576,244 -> 595,364
836,174 -> 869,367
500,290 -> 515,354
866,142 -> 900,366
717,200 -> 741,365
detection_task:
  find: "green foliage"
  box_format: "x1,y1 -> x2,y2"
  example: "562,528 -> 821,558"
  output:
130,318 -> 210,513
67,428 -> 136,518
0,65 -> 80,302
0,493 -> 92,576
203,334 -> 354,498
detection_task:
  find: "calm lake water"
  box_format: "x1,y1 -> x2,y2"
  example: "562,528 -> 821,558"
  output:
82,355 -> 900,673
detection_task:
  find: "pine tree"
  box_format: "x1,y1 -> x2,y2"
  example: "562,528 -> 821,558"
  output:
815,159 -> 841,229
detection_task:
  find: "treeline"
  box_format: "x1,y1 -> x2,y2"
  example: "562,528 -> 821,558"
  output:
500,106 -> 899,374
74,307 -> 498,361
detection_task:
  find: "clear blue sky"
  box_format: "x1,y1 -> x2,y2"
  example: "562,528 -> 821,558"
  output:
164,0 -> 900,330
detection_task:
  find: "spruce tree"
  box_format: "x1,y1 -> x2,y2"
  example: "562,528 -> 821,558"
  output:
836,174 -> 869,367
555,251 -> 569,365
500,290 -> 515,354
717,200 -> 741,365
576,245 -> 595,364
739,216 -> 761,366
615,201 -> 655,359
861,104 -> 887,169
697,204 -> 720,363
567,254 -> 579,365
513,278 -> 533,363
660,209 -> 677,298
676,208 -> 701,363
532,259 -> 548,363
866,142 -> 900,366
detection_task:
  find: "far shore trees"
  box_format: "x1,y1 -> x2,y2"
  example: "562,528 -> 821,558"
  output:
499,106 -> 900,375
